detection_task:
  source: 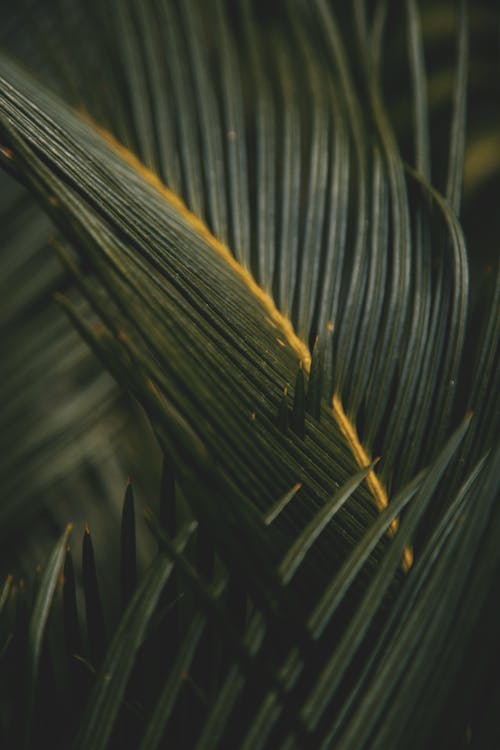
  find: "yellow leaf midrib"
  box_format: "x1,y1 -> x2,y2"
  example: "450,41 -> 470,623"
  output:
88,117 -> 312,372
83,117 -> 411,567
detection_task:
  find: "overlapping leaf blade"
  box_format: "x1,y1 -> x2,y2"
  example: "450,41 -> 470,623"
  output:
0,1 -> 498,748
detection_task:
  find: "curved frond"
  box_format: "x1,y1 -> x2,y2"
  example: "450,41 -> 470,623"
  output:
0,1 -> 499,748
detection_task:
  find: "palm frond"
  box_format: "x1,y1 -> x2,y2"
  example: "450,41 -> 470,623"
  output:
0,1 -> 499,748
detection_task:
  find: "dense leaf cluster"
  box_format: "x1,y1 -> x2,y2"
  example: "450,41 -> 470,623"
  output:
0,1 -> 499,748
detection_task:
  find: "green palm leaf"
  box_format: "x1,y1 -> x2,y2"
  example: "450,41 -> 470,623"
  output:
0,1 -> 499,748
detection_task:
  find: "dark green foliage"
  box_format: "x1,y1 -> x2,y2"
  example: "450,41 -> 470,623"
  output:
82,525 -> 107,666
277,389 -> 290,434
306,338 -> 323,422
63,546 -> 82,659
120,479 -> 137,608
159,454 -> 176,538
0,1 -> 499,749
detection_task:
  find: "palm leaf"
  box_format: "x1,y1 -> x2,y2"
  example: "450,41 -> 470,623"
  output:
1,1 -> 499,748
0,165 -> 159,578
25,523 -> 72,746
